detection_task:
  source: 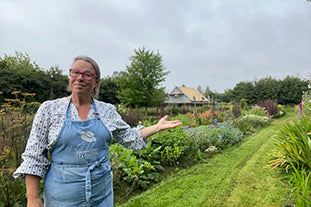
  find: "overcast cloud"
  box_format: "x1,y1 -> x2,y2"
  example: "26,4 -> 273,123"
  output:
1,0 -> 310,93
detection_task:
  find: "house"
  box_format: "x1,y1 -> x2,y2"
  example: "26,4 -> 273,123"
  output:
167,86 -> 209,105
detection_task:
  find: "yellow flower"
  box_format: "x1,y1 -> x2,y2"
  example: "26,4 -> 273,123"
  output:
4,98 -> 20,102
21,92 -> 36,96
11,91 -> 21,94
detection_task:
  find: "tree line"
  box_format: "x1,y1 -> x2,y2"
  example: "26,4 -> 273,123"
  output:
0,51 -> 309,108
220,76 -> 309,105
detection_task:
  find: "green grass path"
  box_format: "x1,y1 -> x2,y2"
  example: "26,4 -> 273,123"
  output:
118,113 -> 295,207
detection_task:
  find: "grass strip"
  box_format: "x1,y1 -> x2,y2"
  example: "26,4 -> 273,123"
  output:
118,112 -> 295,207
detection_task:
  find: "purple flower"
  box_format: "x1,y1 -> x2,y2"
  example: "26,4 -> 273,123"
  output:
298,103 -> 302,111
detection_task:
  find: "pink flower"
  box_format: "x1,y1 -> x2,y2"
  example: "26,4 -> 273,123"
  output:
298,103 -> 302,111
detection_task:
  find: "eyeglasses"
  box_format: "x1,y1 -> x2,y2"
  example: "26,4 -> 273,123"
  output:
69,69 -> 97,81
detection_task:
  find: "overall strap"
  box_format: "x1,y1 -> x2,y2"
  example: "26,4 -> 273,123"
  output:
85,155 -> 110,202
91,98 -> 101,120
65,96 -> 73,121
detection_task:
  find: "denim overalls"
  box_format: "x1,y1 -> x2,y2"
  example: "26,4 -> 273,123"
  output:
44,97 -> 113,207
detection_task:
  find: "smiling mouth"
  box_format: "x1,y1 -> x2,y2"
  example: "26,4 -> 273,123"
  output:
75,84 -> 86,87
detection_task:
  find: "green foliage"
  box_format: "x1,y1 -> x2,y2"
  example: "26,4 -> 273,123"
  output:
239,98 -> 249,110
115,47 -> 169,110
272,87 -> 311,206
0,92 -> 44,206
279,76 -> 309,105
241,105 -> 268,117
0,52 -> 68,103
122,115 -> 293,207
186,122 -> 244,151
231,81 -> 255,105
117,106 -> 143,127
110,144 -> 159,189
0,168 -> 27,207
275,116 -> 311,170
233,114 -> 271,134
173,113 -> 193,127
186,109 -> 229,127
254,77 -> 280,102
231,102 -> 241,117
290,163 -> 311,207
110,122 -> 243,190
98,73 -> 120,104
46,66 -> 69,100
203,85 -> 214,99
257,99 -> 280,116
149,127 -> 193,165
226,75 -> 308,105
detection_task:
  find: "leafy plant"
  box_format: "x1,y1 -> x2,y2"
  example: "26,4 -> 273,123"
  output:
290,163 -> 311,207
149,127 -> 195,165
186,122 -> 243,151
0,167 -> 27,207
241,105 -> 268,117
231,102 -> 241,118
186,109 -> 229,127
110,144 -> 159,189
257,99 -> 280,116
299,81 -> 311,117
275,116 -> 311,170
233,114 -> 271,134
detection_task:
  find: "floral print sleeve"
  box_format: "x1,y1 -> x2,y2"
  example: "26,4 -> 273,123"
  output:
13,101 -> 51,180
96,101 -> 147,150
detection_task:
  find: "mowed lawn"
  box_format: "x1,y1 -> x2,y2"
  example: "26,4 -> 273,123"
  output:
117,112 -> 295,207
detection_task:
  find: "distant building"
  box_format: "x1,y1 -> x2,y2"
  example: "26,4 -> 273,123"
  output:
167,86 -> 209,105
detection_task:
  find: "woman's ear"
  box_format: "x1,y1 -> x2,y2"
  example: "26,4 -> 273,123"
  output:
96,79 -> 100,86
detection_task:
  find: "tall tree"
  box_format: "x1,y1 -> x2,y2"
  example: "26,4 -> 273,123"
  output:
115,47 -> 169,114
231,81 -> 256,104
46,66 -> 69,100
99,72 -> 120,104
197,85 -> 203,94
254,77 -> 280,102
0,52 -> 49,102
0,52 -> 68,103
278,76 -> 308,104
204,86 -> 214,100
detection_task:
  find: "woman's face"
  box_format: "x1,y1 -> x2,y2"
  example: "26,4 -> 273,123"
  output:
69,60 -> 99,97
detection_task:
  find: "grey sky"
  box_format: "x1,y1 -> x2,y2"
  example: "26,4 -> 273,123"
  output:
1,0 -> 310,93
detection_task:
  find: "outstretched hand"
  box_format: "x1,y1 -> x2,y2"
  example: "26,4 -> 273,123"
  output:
155,115 -> 182,131
140,115 -> 182,139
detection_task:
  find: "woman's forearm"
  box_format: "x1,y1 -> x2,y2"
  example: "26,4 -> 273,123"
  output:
25,174 -> 41,199
140,124 -> 160,139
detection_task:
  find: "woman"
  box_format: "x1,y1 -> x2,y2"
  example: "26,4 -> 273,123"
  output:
13,55 -> 182,207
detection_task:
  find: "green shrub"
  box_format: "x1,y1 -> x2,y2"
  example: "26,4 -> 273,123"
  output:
258,99 -> 280,116
231,102 -> 241,118
233,114 -> 271,134
110,126 -> 197,189
0,168 -> 27,207
172,113 -> 192,127
241,105 -> 268,117
147,127 -> 196,165
110,144 -> 159,189
186,110 -> 229,127
186,122 -> 243,151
